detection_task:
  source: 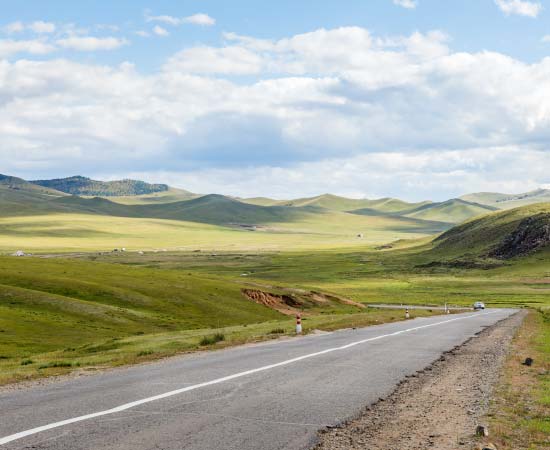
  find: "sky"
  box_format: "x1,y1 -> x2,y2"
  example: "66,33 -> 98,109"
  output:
1,0 -> 550,200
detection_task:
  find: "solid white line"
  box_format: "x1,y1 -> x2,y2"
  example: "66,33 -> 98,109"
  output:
0,311 -> 497,446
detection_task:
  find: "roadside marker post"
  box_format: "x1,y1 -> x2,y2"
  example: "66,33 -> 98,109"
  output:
405,308 -> 410,319
296,314 -> 302,334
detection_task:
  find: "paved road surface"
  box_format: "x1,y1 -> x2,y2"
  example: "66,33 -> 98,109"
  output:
0,309 -> 516,450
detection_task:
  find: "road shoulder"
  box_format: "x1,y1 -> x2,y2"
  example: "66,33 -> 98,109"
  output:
313,310 -> 526,450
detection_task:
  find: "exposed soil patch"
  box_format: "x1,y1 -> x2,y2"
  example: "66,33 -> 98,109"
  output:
313,311 -> 526,450
490,213 -> 550,259
241,288 -> 365,315
241,289 -> 302,315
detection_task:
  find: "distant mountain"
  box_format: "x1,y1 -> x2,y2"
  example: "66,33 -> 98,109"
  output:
0,174 -> 65,196
31,176 -> 170,197
243,193 -> 431,214
460,189 -> 550,209
48,193 -> 313,225
402,199 -> 497,224
350,198 -> 496,224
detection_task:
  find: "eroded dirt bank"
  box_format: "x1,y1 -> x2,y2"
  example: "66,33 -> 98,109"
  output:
314,310 -> 527,450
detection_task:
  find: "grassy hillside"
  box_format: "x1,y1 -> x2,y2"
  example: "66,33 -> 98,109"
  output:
403,199 -> 497,224
462,189 -> 550,209
0,186 -> 451,252
32,175 -> 169,197
108,188 -> 197,205
0,176 -> 69,216
1,202 -> 549,385
0,255 -> 440,384
431,203 -> 550,259
252,193 -> 432,213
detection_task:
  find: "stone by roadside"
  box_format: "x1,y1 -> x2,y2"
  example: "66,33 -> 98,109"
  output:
313,311 -> 527,450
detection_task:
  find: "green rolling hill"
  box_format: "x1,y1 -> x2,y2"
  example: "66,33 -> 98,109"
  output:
244,193 -> 431,213
461,189 -> 550,209
350,198 -> 496,224
431,203 -> 550,259
403,199 -> 497,224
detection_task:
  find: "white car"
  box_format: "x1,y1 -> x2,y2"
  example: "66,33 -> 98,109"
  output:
473,301 -> 485,310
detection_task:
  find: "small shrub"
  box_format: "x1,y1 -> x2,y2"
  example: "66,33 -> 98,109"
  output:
200,333 -> 225,346
20,359 -> 33,366
38,361 -> 73,369
137,350 -> 154,357
269,328 -> 285,334
0,355 -> 9,360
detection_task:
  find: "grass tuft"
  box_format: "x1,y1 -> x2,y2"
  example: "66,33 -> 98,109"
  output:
38,361 -> 75,369
269,328 -> 285,334
199,333 -> 225,346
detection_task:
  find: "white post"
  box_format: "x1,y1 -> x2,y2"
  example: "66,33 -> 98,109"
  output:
405,308 -> 410,319
296,314 -> 302,334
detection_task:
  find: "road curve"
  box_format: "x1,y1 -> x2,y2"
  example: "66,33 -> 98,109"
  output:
0,309 -> 516,450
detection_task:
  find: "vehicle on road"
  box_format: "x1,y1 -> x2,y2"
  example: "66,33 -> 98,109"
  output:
473,301 -> 485,310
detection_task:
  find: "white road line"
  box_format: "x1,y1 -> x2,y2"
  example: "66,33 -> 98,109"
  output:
0,312 -> 497,446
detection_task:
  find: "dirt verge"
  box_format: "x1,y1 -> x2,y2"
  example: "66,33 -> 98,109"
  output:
313,310 -> 527,450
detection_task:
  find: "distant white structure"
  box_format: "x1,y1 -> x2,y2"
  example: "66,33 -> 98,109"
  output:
12,250 -> 26,257
357,233 -> 364,239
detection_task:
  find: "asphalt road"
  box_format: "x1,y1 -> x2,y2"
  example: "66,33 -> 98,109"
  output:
0,309 -> 516,450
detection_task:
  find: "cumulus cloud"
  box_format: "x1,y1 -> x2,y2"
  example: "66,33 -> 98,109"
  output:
145,11 -> 215,27
3,21 -> 56,34
393,0 -> 418,9
152,25 -> 169,37
3,21 -> 25,33
182,14 -> 216,26
0,39 -> 55,57
494,0 -> 542,17
2,26 -> 550,198
28,21 -> 56,33
114,147 -> 550,201
56,36 -> 128,51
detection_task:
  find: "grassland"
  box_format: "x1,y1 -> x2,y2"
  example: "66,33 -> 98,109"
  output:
489,309 -> 550,449
0,209 -> 450,254
0,254 -> 448,385
1,185 -> 549,410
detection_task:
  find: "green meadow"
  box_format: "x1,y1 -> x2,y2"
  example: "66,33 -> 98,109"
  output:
0,176 -> 549,393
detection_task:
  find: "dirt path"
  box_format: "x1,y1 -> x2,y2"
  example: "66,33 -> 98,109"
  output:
314,310 -> 527,450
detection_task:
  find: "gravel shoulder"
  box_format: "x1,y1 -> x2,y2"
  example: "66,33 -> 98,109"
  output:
314,310 -> 527,450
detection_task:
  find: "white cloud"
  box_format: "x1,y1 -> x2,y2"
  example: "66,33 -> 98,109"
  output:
494,0 -> 542,17
145,11 -> 215,27
182,14 -> 216,26
28,21 -> 56,33
152,26 -> 169,37
0,39 -> 55,57
3,21 -> 56,34
166,46 -> 263,74
3,21 -> 25,33
56,36 -> 128,51
145,14 -> 181,26
393,0 -> 418,9
542,35 -> 550,42
116,147 -> 550,201
3,27 -> 550,199
135,30 -> 150,37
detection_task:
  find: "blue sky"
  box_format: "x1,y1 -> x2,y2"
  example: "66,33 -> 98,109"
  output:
1,0 -> 550,200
